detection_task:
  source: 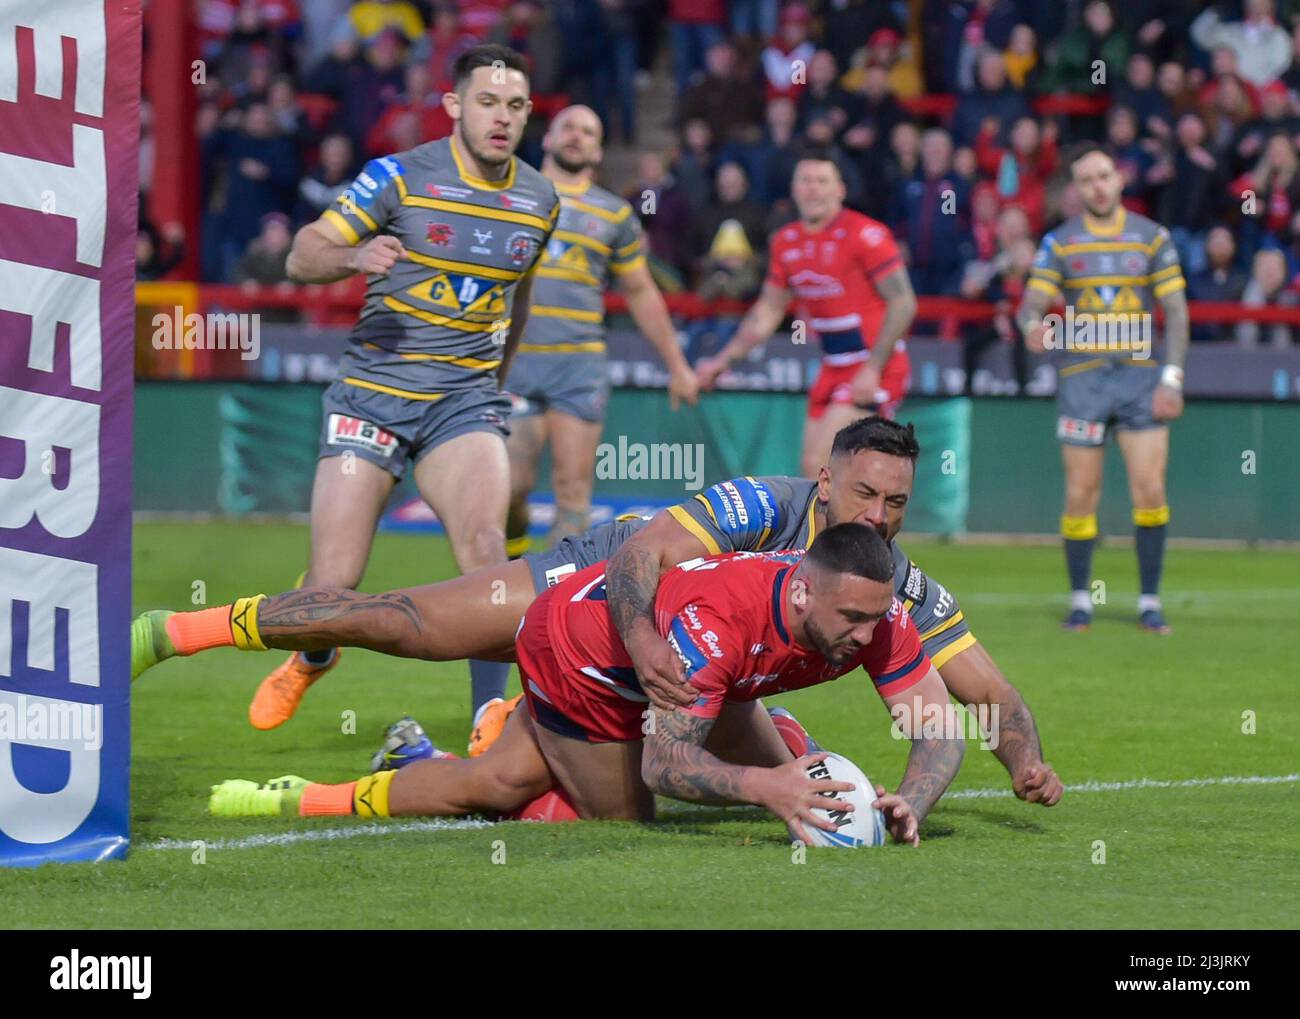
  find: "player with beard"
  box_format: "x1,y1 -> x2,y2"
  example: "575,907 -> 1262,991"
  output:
208,524 -> 957,847
1016,143 -> 1189,634
247,45 -> 560,740
132,417 -> 1062,807
502,105 -> 698,570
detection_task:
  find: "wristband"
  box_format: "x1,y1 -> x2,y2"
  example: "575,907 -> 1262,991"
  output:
1160,365 -> 1184,390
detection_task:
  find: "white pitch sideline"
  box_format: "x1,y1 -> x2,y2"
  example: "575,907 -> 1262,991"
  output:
143,773 -> 1300,853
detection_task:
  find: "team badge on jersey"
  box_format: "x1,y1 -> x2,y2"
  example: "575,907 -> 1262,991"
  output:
506,230 -> 539,266
426,222 -> 454,246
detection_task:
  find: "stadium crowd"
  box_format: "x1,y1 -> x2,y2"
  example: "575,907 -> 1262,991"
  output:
140,0 -> 1300,348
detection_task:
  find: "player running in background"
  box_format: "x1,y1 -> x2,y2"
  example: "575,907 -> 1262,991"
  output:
257,44 -> 559,736
209,525 -> 958,846
503,105 -> 698,559
133,417 -> 1061,806
694,152 -> 917,477
1016,143 -> 1189,634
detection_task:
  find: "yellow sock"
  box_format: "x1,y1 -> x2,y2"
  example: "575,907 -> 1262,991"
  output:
1060,514 -> 1098,540
353,770 -> 396,818
229,594 -> 267,651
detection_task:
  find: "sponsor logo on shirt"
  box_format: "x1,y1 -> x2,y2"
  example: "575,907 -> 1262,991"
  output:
903,563 -> 927,603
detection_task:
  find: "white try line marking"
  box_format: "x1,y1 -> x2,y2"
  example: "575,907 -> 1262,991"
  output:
958,588 -> 1300,606
144,774 -> 1300,852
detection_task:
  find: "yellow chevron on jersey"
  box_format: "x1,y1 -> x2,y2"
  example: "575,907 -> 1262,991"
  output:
406,273 -> 463,311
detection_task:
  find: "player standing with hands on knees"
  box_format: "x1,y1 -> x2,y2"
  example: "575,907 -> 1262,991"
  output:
1016,143 -> 1189,634
252,44 -> 561,738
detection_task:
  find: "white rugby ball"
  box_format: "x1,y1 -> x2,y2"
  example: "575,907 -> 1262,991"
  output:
798,752 -> 887,848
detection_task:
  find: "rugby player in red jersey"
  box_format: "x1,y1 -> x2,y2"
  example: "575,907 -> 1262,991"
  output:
696,151 -> 918,477
208,524 -> 961,846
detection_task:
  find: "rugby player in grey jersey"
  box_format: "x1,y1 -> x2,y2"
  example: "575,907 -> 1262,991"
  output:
246,45 -> 561,737
133,417 -> 1062,807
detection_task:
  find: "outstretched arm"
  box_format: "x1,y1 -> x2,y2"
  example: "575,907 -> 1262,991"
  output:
883,666 -> 966,831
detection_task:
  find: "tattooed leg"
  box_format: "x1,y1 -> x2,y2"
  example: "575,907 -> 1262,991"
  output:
255,559 -> 538,662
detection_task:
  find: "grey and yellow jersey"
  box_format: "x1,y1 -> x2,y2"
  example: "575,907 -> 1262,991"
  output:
1027,208 -> 1185,364
529,474 -> 977,669
517,179 -> 645,353
322,136 -> 561,399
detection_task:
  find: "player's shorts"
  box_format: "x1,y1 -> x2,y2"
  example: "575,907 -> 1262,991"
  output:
808,351 -> 910,420
521,514 -> 648,593
1056,358 -> 1163,447
516,604 -> 644,744
506,351 -> 609,423
318,379 -> 511,479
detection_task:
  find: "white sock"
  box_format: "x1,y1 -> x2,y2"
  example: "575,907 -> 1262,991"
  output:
1070,590 -> 1092,613
1138,594 -> 1162,614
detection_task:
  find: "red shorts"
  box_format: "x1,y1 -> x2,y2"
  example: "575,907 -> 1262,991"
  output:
807,350 -> 910,420
516,604 -> 644,744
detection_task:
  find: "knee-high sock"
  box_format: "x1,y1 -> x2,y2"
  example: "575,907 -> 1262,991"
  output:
1133,506 -> 1169,599
470,659 -> 511,714
1061,514 -> 1098,597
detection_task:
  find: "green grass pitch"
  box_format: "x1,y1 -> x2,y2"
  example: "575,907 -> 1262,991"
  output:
3,521 -> 1298,928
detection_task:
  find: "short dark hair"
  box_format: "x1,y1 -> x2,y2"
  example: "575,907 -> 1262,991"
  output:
805,523 -> 894,583
794,145 -> 842,173
1063,140 -> 1111,178
830,415 -> 920,465
452,44 -> 530,93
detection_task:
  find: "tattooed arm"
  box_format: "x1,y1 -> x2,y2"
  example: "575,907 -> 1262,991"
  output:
867,266 -> 918,372
937,642 -> 1062,805
606,512 -> 712,708
883,667 -> 965,829
642,706 -> 855,841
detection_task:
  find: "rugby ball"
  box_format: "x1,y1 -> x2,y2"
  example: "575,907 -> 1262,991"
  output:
798,752 -> 888,848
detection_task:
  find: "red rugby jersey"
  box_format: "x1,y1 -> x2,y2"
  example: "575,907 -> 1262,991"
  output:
765,209 -> 907,366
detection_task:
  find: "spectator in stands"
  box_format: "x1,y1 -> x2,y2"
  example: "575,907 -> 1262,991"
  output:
1188,225 -> 1249,342
1153,60 -> 1195,139
346,0 -> 424,44
1106,105 -> 1156,215
683,162 -> 768,361
267,74 -> 308,147
1191,0 -> 1293,89
1230,131 -> 1300,254
822,0 -> 902,86
1115,0 -> 1192,67
1237,248 -> 1297,347
1283,20 -> 1300,93
294,132 -> 356,227
1203,72 -> 1260,158
975,114 -> 1057,233
488,1 -> 563,95
412,4 -> 480,91
203,99 -> 299,281
939,0 -> 1020,94
1039,0 -> 1131,96
760,4 -> 816,101
215,1 -> 296,86
668,0 -> 727,96
744,96 -> 801,209
798,50 -> 861,139
951,48 -> 1030,147
1151,112 -> 1224,275
309,27 -> 407,150
959,235 -> 1034,395
730,0 -> 779,42
1114,52 -> 1172,140
674,118 -> 717,213
1230,80 -> 1298,177
969,179 -> 1001,262
459,0 -> 513,38
234,211 -> 294,288
626,151 -> 693,286
298,0 -> 352,68
136,218 -> 186,282
365,58 -> 453,156
894,127 -> 973,296
852,26 -> 923,101
1002,23 -> 1039,91
841,63 -> 909,218
583,0 -> 639,144
679,41 -> 765,147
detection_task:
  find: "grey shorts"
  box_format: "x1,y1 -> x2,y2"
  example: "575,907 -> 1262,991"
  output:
318,379 -> 511,479
1056,358 -> 1164,446
522,515 -> 648,592
505,351 -> 609,424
